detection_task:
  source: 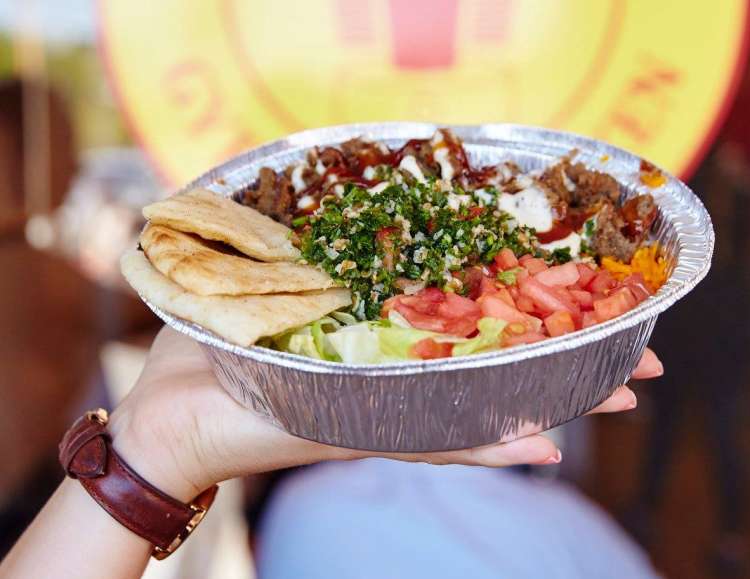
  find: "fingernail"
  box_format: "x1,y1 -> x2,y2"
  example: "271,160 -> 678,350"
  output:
542,449 -> 562,464
639,359 -> 664,379
626,388 -> 638,410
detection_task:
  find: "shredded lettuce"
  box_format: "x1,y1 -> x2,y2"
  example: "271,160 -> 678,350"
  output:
496,267 -> 522,286
330,311 -> 358,326
326,323 -> 394,364
387,309 -> 414,328
268,311 -> 508,363
451,318 -> 507,357
287,333 -> 320,358
270,316 -> 341,360
377,325 -> 437,359
311,319 -> 341,362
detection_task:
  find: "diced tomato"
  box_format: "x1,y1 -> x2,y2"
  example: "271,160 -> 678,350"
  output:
576,263 -> 597,287
534,261 -> 580,287
494,248 -> 519,270
593,290 -> 635,323
626,284 -> 650,304
612,286 -> 637,309
621,273 -> 652,303
477,294 -> 541,332
515,268 -> 529,283
518,276 -> 577,316
544,310 -> 576,337
582,311 -> 598,328
496,288 -> 516,307
411,338 -> 453,360
479,275 -> 500,298
391,308 -> 446,332
503,331 -> 547,347
518,254 -> 534,263
386,288 -> 480,337
588,270 -> 617,293
397,287 -> 444,314
384,256 -> 646,352
515,295 -> 535,313
569,289 -> 594,310
376,226 -> 400,271
376,226 -> 399,242
552,287 -> 582,326
437,293 -> 483,334
478,294 -> 528,324
521,257 -> 548,275
463,206 -> 485,219
458,267 -> 485,300
551,285 -> 574,302
505,322 -> 527,335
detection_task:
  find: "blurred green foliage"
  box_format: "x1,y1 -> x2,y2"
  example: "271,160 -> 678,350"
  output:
0,34 -> 13,76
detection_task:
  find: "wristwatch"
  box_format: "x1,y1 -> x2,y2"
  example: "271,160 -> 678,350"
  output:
59,409 -> 218,560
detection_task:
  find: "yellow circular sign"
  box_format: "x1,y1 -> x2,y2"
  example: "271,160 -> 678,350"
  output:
98,0 -> 749,186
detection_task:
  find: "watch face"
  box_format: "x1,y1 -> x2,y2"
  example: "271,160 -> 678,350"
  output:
98,0 -> 749,185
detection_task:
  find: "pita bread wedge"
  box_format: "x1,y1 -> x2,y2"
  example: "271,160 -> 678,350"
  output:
121,251 -> 351,346
140,224 -> 334,295
143,188 -> 299,262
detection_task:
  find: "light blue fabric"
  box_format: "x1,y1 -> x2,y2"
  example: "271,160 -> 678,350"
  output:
257,459 -> 657,579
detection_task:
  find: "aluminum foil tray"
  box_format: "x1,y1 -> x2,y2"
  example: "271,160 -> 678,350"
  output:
141,123 -> 713,452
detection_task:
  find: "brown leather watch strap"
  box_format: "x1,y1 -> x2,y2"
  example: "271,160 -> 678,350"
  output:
59,409 -> 218,559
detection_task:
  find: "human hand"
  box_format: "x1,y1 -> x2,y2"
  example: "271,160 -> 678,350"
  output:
108,327 -> 663,502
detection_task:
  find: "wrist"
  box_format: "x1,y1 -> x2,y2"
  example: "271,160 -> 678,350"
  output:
108,407 -> 209,503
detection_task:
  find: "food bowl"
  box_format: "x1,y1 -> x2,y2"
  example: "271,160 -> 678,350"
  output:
141,123 -> 713,452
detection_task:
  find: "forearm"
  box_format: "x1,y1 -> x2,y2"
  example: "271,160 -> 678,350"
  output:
0,478 -> 151,579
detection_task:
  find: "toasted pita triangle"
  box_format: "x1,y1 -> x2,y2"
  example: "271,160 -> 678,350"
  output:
121,251 -> 351,346
143,188 -> 299,262
140,224 -> 333,295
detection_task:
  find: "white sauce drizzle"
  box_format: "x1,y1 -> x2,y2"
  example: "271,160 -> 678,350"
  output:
291,163 -> 307,193
434,147 -> 454,181
497,163 -> 513,182
297,195 -> 316,210
368,182 -> 389,195
540,232 -> 582,258
562,170 -> 576,192
447,192 -> 471,211
398,155 -> 426,183
497,186 -> 554,232
473,188 -> 494,206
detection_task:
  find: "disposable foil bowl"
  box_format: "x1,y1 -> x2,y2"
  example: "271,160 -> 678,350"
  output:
141,123 -> 713,452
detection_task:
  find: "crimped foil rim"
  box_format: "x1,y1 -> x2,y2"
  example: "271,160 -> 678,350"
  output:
143,122 -> 713,377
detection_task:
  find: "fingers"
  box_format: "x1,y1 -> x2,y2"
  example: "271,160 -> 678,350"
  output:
586,348 -> 662,415
632,347 -> 664,379
450,434 -> 561,467
586,385 -> 637,415
346,434 -> 561,468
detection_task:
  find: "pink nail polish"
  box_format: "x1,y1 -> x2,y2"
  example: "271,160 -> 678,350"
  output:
640,360 -> 664,379
542,449 -> 562,464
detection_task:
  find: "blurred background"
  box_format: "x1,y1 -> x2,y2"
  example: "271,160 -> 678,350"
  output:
0,1 -> 748,578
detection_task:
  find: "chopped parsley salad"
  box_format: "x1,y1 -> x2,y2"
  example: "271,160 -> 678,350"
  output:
244,130 -> 666,363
